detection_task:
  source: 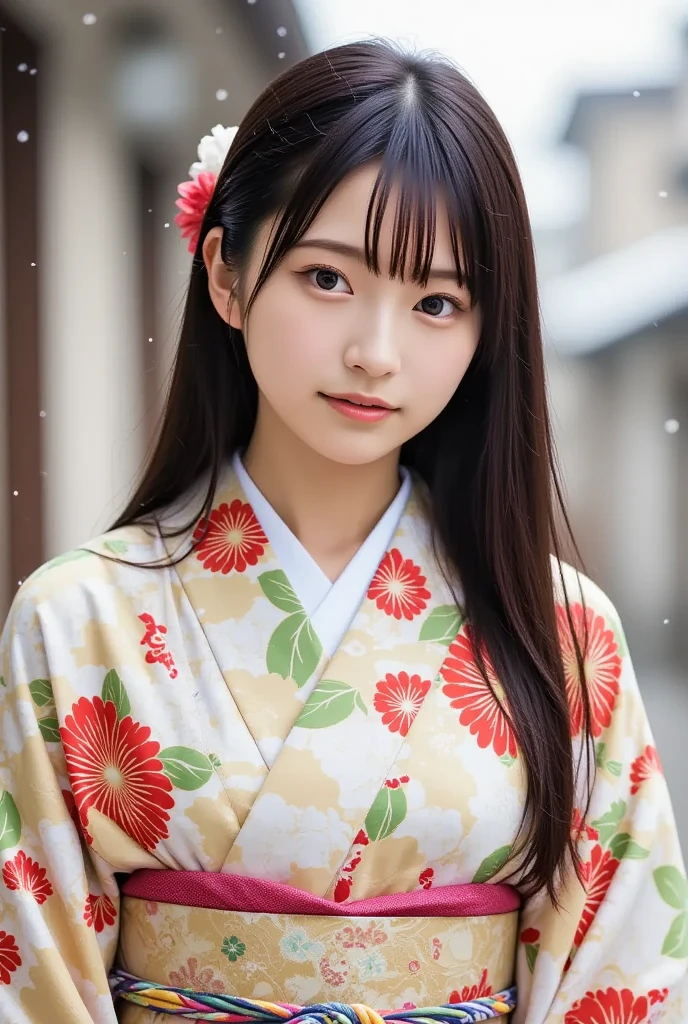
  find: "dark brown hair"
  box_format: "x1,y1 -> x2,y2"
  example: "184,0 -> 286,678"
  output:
114,39 -> 592,901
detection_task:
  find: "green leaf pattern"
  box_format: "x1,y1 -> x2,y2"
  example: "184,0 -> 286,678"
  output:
266,612 -> 322,687
102,670 -> 132,721
364,785 -> 407,842
472,845 -> 511,883
29,679 -> 53,707
159,747 -> 214,790
419,605 -> 463,645
0,791 -> 21,851
297,680 -> 367,729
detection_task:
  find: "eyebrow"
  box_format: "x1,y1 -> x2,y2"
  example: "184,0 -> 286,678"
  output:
291,238 -> 465,284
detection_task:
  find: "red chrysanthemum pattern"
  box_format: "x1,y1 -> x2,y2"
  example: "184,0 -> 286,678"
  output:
367,548 -> 431,620
194,500 -> 268,575
564,987 -> 650,1024
2,850 -> 52,905
84,893 -> 117,933
572,808 -> 599,843
332,829 -> 369,904
139,613 -> 178,679
419,867 -> 434,890
373,672 -> 431,737
61,696 -> 175,851
175,172 -> 217,254
0,931 -> 21,985
557,603 -> 622,738
574,844 -> 621,950
449,968 -> 492,1004
630,745 -> 663,795
440,627 -> 518,758
169,957 -> 226,994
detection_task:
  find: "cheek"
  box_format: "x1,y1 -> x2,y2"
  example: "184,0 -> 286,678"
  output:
408,338 -> 476,417
244,283 -> 330,386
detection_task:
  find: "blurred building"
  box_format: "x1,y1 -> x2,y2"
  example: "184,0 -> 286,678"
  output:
0,0 -> 309,617
539,26 -> 688,847
541,24 -> 688,673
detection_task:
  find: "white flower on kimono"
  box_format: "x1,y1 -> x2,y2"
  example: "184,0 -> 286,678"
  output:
236,793 -> 352,877
354,950 -> 387,981
279,927 -> 325,963
394,806 -> 463,861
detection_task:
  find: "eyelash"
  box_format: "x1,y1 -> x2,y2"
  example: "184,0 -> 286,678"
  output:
298,264 -> 468,317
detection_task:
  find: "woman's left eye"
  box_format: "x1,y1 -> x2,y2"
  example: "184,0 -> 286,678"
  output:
415,295 -> 461,319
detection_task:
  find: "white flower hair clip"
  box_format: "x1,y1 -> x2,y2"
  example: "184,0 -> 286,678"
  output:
175,125 -> 239,253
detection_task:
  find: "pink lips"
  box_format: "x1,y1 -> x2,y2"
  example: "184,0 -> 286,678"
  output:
321,393 -> 397,423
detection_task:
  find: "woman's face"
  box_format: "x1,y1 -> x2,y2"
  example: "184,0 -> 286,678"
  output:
204,162 -> 482,467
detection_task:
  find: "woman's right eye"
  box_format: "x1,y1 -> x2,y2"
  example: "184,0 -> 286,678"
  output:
304,267 -> 351,293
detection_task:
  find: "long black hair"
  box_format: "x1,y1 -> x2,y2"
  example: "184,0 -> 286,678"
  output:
113,39 -> 592,902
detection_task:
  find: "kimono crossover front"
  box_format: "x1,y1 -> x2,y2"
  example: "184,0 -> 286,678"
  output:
0,462 -> 685,1023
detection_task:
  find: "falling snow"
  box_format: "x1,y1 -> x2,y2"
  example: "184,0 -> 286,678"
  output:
664,419 -> 680,434
278,52 -> 286,59
633,90 -> 640,97
277,26 -> 287,37
12,491 -> 18,497
18,63 -> 28,72
216,89 -> 228,101
82,14 -> 97,26
39,411 -> 46,418
659,191 -> 668,198
17,131 -> 29,143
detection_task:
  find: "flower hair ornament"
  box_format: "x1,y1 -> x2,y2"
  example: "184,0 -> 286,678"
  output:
174,124 -> 239,254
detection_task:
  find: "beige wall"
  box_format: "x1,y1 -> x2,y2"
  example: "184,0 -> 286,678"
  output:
3,0 -> 273,556
0,42 -> 8,614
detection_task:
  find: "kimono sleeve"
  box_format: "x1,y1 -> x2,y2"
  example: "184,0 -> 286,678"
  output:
514,577 -> 688,1023
0,586 -> 119,1024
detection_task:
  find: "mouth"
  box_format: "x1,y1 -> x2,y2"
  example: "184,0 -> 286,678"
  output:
320,392 -> 398,411
319,392 -> 399,423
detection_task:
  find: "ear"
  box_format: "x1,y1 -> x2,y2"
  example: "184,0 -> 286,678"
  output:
202,226 -> 243,330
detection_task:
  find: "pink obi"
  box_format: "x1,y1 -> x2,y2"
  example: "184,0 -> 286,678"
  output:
112,871 -> 521,1022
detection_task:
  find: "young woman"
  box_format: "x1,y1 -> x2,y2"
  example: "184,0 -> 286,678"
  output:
0,39 -> 684,1024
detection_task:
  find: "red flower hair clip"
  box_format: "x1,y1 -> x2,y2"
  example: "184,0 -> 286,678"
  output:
174,124 -> 238,254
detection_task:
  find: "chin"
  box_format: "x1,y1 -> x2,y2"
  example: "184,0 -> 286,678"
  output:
305,437 -> 401,467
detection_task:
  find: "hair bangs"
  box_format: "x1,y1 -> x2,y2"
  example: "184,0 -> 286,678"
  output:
245,92 -> 485,313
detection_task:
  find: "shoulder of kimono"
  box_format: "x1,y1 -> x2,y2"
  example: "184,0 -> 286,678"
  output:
13,523 -> 171,609
550,554 -> 622,628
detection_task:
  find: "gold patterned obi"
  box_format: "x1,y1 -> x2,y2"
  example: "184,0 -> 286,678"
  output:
112,871 -> 520,1022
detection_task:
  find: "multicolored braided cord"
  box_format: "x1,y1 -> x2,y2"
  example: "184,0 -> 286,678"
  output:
109,970 -> 516,1022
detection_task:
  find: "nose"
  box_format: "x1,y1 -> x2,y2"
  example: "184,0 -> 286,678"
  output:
343,308 -> 401,378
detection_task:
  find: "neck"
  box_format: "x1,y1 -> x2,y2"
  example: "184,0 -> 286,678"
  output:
243,404 -> 401,580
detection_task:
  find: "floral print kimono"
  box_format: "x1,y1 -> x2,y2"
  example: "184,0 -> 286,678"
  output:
0,457 -> 686,1023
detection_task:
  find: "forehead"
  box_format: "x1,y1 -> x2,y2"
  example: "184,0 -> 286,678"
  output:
302,161 -> 456,272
